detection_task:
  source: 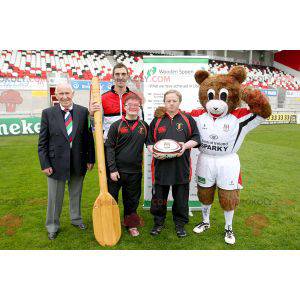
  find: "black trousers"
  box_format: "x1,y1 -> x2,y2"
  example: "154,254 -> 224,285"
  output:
108,172 -> 142,217
150,183 -> 190,226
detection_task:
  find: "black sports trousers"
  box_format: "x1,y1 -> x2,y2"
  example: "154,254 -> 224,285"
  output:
150,183 -> 190,226
108,172 -> 142,217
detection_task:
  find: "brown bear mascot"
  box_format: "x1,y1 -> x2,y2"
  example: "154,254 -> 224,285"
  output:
155,66 -> 272,244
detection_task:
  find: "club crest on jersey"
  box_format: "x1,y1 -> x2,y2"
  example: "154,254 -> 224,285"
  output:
158,126 -> 166,134
223,124 -> 230,132
202,123 -> 207,130
120,127 -> 129,134
138,126 -> 145,135
209,134 -> 218,140
176,122 -> 184,131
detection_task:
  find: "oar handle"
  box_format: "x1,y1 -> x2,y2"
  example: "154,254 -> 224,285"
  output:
91,77 -> 108,194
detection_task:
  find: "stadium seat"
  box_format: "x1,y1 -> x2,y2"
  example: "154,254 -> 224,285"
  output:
0,51 -> 298,91
209,59 -> 300,91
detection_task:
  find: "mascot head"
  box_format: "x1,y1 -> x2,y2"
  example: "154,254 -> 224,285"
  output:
194,66 -> 247,118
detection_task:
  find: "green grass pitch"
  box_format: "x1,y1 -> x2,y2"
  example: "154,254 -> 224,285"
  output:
0,124 -> 299,250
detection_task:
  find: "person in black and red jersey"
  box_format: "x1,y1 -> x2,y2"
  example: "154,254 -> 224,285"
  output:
89,63 -> 144,139
147,90 -> 200,238
105,94 -> 149,237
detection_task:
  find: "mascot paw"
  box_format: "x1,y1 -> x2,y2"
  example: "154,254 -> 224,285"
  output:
240,87 -> 272,118
154,106 -> 167,118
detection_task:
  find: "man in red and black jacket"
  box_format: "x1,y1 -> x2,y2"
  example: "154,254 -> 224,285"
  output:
147,90 -> 200,238
89,63 -> 144,139
105,94 -> 149,237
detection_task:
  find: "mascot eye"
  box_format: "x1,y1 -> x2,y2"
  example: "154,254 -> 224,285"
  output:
207,89 -> 215,100
219,88 -> 229,102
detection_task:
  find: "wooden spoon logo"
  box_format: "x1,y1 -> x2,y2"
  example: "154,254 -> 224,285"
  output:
245,214 -> 269,236
0,214 -> 23,236
0,90 -> 23,112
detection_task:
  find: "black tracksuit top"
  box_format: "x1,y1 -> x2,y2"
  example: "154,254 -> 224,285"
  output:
147,111 -> 200,185
105,117 -> 149,174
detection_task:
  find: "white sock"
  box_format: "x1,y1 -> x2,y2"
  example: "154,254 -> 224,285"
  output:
224,210 -> 234,230
201,204 -> 212,224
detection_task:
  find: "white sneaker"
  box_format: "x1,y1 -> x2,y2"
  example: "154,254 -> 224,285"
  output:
193,222 -> 210,234
224,229 -> 236,245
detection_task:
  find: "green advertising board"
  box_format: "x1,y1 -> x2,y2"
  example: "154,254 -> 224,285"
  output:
0,117 -> 41,136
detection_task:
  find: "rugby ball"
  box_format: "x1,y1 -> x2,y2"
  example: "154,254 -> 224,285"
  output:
153,139 -> 182,159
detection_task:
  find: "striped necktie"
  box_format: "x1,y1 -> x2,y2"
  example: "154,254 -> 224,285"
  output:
64,108 -> 73,144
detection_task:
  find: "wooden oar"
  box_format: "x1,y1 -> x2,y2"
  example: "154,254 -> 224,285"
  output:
91,77 -> 121,246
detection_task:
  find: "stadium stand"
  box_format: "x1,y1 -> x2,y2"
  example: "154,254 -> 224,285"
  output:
274,50 -> 300,71
113,51 -> 145,81
209,60 -> 300,91
1,50 -> 299,93
1,50 -> 300,112
0,50 -> 113,81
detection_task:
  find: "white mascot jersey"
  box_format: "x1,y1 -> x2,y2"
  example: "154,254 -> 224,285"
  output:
191,107 -> 265,156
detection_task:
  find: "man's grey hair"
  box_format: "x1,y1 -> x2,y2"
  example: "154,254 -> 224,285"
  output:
163,89 -> 182,102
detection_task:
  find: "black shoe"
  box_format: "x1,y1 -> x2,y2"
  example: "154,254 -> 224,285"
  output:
48,232 -> 58,240
72,223 -> 87,230
150,224 -> 164,236
175,225 -> 187,238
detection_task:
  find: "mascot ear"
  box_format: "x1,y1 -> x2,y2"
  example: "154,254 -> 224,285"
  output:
228,66 -> 247,83
195,70 -> 209,85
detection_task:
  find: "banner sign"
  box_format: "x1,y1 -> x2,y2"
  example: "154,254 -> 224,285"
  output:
264,112 -> 297,124
0,78 -> 47,90
0,78 -> 113,93
143,56 -> 209,210
71,80 -> 113,93
286,90 -> 300,98
0,117 -> 40,136
260,89 -> 277,97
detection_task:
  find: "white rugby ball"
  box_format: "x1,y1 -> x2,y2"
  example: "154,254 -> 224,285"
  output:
153,139 -> 182,159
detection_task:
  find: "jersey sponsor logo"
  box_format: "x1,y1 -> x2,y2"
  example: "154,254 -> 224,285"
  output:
223,124 -> 229,132
198,176 -> 206,184
209,134 -> 218,140
202,123 -> 207,130
176,122 -> 184,131
138,126 -> 145,135
158,126 -> 166,134
200,143 -> 229,152
120,127 -> 129,134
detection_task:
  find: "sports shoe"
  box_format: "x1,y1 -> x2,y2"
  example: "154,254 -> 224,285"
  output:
175,225 -> 187,238
150,224 -> 164,236
224,228 -> 236,245
72,223 -> 87,230
193,222 -> 210,234
128,227 -> 139,237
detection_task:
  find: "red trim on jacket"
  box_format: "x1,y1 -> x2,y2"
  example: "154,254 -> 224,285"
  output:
189,108 -> 206,117
230,108 -> 251,119
102,85 -> 137,116
151,157 -> 155,184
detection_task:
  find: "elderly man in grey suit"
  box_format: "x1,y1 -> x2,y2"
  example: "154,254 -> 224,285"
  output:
38,83 -> 95,240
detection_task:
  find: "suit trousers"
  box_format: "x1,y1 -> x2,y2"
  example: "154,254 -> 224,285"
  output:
46,174 -> 84,233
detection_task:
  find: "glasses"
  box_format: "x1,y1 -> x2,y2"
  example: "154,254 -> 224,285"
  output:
125,104 -> 140,108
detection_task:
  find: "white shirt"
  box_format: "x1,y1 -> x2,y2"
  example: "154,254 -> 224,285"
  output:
59,104 -> 73,112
